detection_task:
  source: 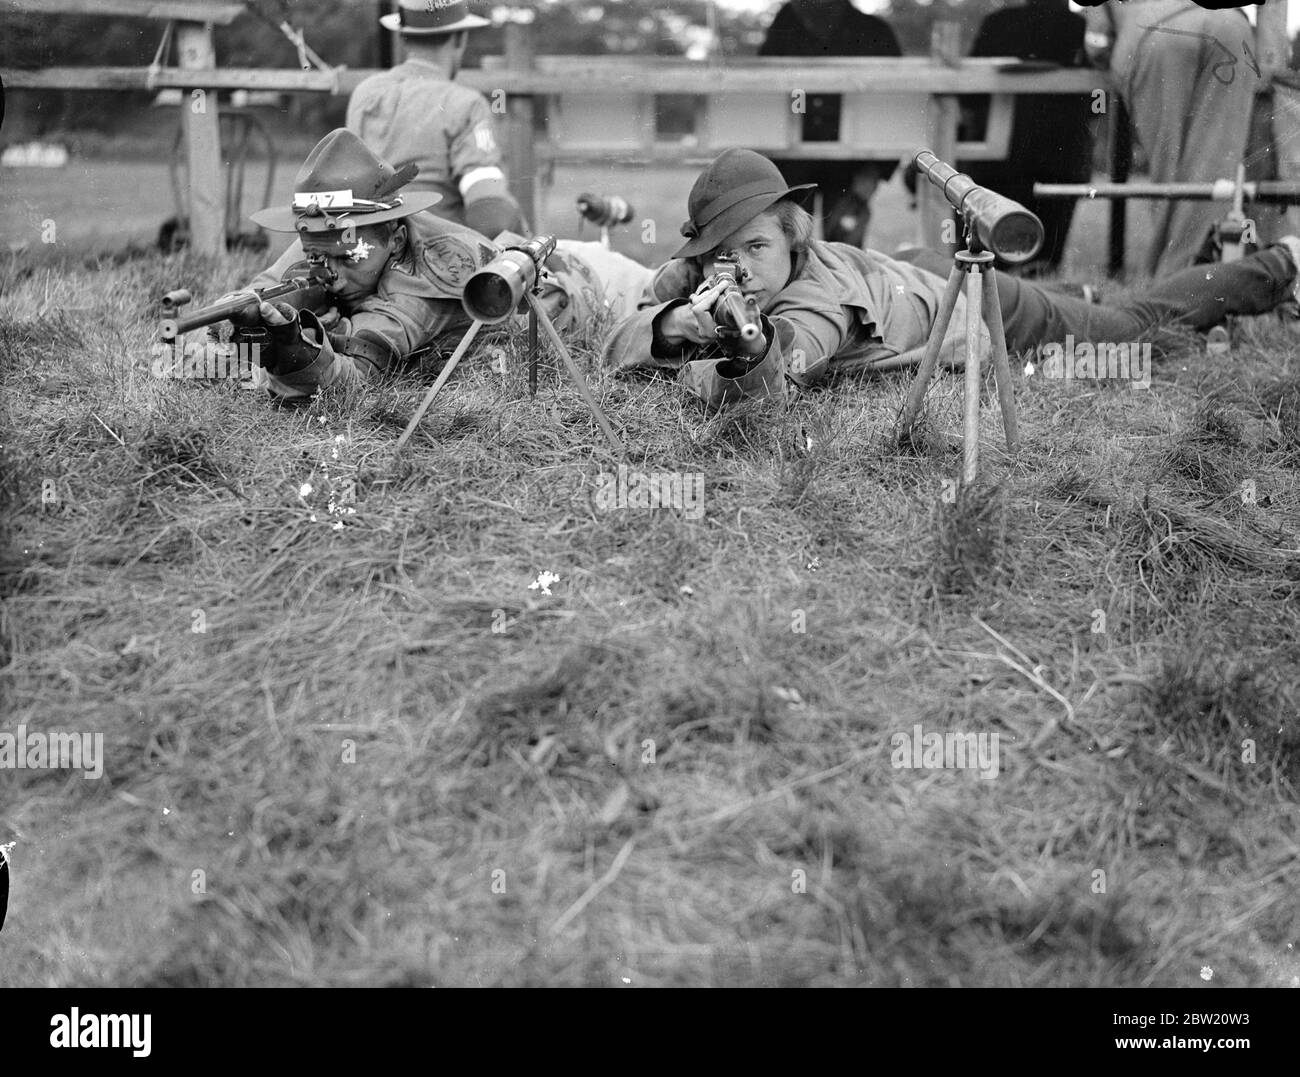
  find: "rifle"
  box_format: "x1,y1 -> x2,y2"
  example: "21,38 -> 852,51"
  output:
158,259 -> 337,342
707,252 -> 767,357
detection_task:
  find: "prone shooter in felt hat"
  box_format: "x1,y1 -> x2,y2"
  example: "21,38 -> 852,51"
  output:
601,146 -> 1300,409
217,129 -> 652,403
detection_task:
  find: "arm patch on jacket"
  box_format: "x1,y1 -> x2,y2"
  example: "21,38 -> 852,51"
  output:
420,236 -> 481,296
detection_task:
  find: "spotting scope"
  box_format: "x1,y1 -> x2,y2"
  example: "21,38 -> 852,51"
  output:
576,193 -> 635,227
913,149 -> 1044,264
461,235 -> 558,324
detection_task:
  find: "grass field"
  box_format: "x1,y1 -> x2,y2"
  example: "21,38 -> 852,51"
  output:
2,181 -> 1300,986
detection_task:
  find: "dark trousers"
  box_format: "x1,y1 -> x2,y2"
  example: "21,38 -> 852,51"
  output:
896,246 -> 1294,352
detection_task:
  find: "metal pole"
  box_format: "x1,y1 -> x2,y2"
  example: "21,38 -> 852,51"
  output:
526,293 -> 624,457
528,299 -> 539,395
962,257 -> 983,486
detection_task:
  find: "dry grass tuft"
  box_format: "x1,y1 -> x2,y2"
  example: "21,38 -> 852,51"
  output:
930,480 -> 1012,598
1133,647 -> 1300,794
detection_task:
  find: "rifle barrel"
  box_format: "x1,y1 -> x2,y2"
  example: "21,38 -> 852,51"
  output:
164,276 -> 318,338
717,289 -> 761,341
1034,180 -> 1300,204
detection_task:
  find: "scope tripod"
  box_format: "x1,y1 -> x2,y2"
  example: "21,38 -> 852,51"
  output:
393,293 -> 624,458
895,244 -> 1021,486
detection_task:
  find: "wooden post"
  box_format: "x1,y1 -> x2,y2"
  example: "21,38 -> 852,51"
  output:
504,22 -> 537,231
1106,95 -> 1131,278
177,20 -> 224,255
920,23 -> 962,252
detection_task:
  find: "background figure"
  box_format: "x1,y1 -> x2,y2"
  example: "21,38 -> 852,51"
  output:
963,0 -> 1093,274
1241,3 -> 1296,247
347,0 -> 525,238
1086,0 -> 1261,277
759,0 -> 902,248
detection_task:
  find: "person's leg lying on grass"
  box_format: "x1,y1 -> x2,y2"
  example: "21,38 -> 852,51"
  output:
893,243 -> 1298,352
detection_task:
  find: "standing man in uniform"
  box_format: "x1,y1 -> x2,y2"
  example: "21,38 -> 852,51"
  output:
347,0 -> 526,238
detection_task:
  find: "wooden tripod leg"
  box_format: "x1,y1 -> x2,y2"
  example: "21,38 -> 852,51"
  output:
392,319 -> 484,457
897,262 -> 965,439
527,294 -> 625,457
962,264 -> 983,486
980,266 -> 1021,456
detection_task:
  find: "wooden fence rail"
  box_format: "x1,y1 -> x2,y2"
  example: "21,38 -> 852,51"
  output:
4,5 -> 1117,257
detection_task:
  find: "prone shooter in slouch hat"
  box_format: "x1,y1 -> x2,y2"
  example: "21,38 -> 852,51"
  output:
198,129 -> 651,403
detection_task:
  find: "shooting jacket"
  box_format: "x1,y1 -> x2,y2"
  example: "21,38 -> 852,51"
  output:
601,240 -> 989,408
249,213 -> 609,401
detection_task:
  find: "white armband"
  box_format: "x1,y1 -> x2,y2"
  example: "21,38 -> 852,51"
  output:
459,166 -> 506,198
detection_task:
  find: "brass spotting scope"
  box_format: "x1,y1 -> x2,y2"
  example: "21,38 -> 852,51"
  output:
462,235 -> 559,324
913,149 -> 1043,264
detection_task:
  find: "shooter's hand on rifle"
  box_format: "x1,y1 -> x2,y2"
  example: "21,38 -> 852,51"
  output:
203,288 -> 272,363
201,297 -> 327,375
254,301 -> 328,376
660,261 -> 769,360
660,276 -> 729,347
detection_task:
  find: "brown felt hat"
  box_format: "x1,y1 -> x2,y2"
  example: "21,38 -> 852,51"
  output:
673,148 -> 815,259
380,0 -> 490,35
251,129 -> 441,233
